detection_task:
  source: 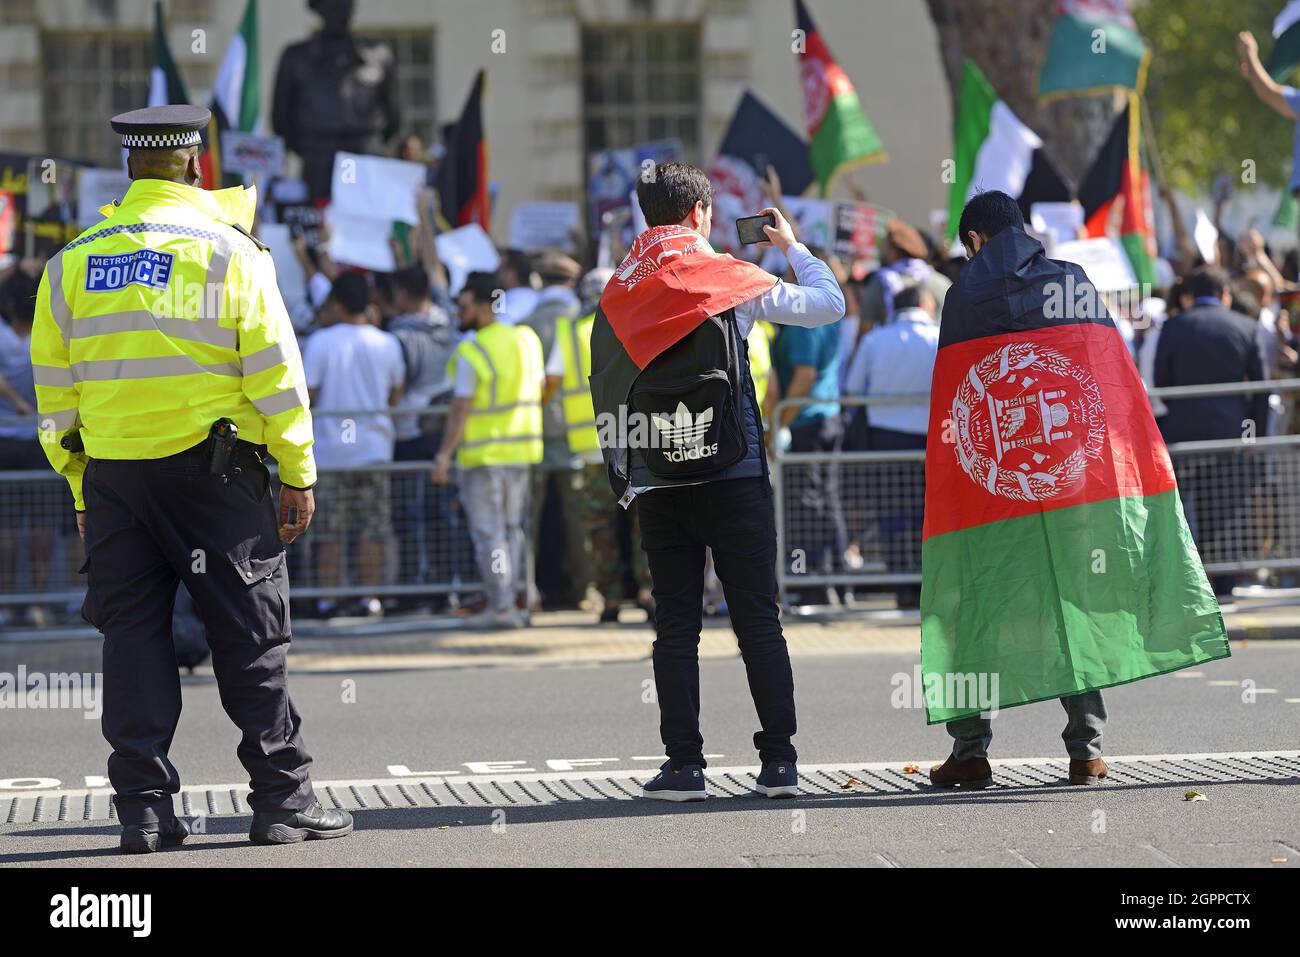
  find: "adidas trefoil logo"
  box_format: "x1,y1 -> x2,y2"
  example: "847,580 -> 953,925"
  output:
652,401 -> 718,462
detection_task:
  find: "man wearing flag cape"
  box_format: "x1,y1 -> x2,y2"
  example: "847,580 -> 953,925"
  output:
923,191 -> 1230,790
589,163 -> 844,801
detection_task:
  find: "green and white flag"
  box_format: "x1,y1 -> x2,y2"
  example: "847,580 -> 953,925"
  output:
148,0 -> 190,107
948,60 -> 1068,241
212,0 -> 259,134
203,0 -> 260,187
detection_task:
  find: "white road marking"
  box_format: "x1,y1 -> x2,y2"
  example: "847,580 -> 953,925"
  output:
545,759 -> 620,771
387,764 -> 463,777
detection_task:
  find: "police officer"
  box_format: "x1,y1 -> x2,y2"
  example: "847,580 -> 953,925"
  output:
31,105 -> 351,852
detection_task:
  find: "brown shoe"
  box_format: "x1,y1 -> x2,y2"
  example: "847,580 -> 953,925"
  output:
928,755 -> 993,789
1068,758 -> 1109,785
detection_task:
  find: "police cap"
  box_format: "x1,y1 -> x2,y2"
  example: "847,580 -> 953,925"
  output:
110,105 -> 211,150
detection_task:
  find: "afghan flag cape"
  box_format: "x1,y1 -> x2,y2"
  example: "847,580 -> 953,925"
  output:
920,228 -> 1229,724
599,225 -> 774,370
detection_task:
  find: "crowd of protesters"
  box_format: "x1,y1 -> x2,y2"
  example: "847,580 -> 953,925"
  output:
3,147 -> 1300,629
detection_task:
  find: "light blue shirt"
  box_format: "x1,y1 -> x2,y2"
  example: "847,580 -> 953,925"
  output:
842,307 -> 939,436
0,320 -> 36,440
733,242 -> 845,337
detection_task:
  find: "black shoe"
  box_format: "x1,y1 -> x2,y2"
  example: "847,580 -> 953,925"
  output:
249,801 -> 353,845
120,816 -> 190,855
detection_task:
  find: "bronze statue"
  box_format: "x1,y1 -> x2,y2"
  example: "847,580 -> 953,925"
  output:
271,0 -> 401,200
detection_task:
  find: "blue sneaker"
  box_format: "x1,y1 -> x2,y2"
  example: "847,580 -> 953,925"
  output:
755,761 -> 799,798
642,761 -> 707,802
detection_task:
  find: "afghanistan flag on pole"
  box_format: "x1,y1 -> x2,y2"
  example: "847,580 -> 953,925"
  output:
202,0 -> 259,189
1266,1 -> 1300,81
794,0 -> 886,196
435,70 -> 489,230
1077,95 -> 1157,288
1037,0 -> 1150,99
919,226 -> 1229,724
948,60 -> 1070,241
148,0 -> 190,109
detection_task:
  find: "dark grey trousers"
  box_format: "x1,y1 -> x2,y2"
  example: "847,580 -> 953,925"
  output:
947,690 -> 1107,761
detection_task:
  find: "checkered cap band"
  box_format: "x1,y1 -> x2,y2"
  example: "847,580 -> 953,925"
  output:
121,129 -> 203,149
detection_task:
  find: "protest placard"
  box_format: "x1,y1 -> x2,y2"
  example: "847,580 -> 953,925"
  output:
508,201 -> 580,251
436,223 -> 501,294
1054,236 -> 1138,292
77,168 -> 132,227
329,151 -> 426,225
222,132 -> 286,177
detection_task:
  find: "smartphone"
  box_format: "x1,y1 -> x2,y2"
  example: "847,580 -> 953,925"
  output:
287,506 -> 299,526
736,212 -> 776,245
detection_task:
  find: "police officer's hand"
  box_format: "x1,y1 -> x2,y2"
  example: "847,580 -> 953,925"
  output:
76,511 -> 86,541
431,452 -> 452,486
278,487 -> 314,543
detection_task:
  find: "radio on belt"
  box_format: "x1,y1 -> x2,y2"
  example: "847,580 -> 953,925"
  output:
207,417 -> 240,482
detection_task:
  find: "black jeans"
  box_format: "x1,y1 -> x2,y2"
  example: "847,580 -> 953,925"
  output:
82,445 -> 315,823
636,476 -> 797,767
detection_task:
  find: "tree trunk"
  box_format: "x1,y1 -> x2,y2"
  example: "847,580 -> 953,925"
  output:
926,0 -> 1119,190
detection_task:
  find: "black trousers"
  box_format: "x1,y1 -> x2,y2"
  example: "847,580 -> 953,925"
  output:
637,476 -> 797,767
81,444 -> 314,824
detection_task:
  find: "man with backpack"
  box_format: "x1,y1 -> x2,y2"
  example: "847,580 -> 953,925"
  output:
589,162 -> 844,800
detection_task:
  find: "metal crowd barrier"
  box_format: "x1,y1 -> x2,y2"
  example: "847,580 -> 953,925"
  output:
3,381 -> 1299,625
772,379 -> 1300,608
0,404 -> 539,629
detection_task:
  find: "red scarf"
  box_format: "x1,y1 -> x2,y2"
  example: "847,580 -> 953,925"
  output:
599,225 -> 775,369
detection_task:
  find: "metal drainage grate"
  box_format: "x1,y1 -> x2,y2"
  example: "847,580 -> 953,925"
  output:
2,752 -> 1297,825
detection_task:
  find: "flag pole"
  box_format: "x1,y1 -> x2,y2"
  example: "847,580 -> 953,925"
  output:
1138,89 -> 1192,267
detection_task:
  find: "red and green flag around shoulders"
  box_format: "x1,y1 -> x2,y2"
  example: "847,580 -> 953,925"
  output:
920,228 -> 1229,724
793,0 -> 886,196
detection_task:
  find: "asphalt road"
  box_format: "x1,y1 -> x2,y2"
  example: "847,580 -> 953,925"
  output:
2,642 -> 1297,867
4,642 -> 1297,788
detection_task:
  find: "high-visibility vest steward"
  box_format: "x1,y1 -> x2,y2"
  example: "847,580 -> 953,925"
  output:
556,312 -> 599,454
31,178 -> 316,509
454,321 -> 544,468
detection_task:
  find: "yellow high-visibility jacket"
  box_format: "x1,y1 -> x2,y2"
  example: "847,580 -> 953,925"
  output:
748,319 -> 774,421
453,321 -> 544,468
31,178 -> 315,510
555,312 -> 599,455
